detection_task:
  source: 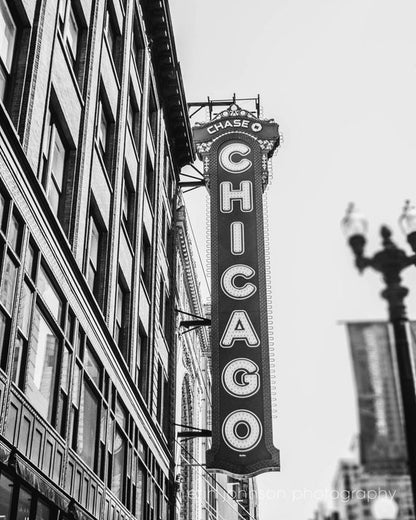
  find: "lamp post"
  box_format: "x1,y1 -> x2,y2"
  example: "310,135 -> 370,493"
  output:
342,202 -> 416,512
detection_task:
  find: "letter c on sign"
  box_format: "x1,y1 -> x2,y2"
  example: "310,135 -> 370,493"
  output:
221,264 -> 256,300
222,358 -> 260,398
219,143 -> 252,174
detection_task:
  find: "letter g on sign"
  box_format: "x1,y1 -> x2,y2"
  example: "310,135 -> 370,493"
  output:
219,143 -> 252,174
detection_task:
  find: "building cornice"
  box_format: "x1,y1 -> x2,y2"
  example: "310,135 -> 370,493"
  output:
141,0 -> 194,171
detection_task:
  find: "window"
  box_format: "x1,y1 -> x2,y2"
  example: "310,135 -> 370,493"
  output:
132,17 -> 145,83
160,205 -> 167,249
109,397 -> 128,503
0,472 -> 54,519
86,200 -> 106,307
145,152 -> 154,206
104,6 -> 119,71
140,228 -> 152,293
127,89 -> 140,146
40,110 -> 68,220
70,333 -> 103,475
59,0 -> 79,67
136,323 -> 149,398
148,86 -> 158,143
122,166 -> 135,240
87,214 -> 100,292
115,275 -> 130,361
0,202 -> 24,369
78,379 -> 99,469
20,258 -> 69,429
0,0 -> 16,101
159,278 -> 171,340
25,308 -> 59,422
97,99 -> 108,157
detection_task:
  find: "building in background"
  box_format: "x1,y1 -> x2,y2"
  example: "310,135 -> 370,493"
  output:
0,0 -> 193,517
333,460 -> 413,520
330,322 -> 415,520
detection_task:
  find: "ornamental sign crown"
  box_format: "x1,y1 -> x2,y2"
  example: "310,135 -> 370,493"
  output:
193,104 -> 280,477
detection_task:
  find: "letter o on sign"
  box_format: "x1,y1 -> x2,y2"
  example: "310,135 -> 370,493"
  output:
219,143 -> 252,174
222,410 -> 263,452
222,358 -> 260,398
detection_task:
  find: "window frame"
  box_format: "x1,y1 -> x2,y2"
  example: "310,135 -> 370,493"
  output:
0,0 -> 17,102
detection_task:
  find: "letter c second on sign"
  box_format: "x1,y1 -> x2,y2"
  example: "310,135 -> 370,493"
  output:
221,264 -> 256,300
219,143 -> 252,174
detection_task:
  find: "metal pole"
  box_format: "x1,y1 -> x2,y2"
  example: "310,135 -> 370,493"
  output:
382,284 -> 416,512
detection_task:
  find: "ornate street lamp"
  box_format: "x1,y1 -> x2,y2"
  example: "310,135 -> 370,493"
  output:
342,202 -> 416,512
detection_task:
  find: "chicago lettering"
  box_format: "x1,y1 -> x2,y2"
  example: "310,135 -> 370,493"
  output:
218,141 -> 263,453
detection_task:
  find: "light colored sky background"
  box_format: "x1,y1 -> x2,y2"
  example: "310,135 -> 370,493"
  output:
169,1 -> 416,519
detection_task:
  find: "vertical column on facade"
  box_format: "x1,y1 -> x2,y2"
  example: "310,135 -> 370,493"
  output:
22,0 -> 59,166
103,0 -> 134,355
131,42 -> 152,402
70,0 -> 107,266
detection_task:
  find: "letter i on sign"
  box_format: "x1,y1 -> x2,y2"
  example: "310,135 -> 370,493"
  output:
231,222 -> 244,255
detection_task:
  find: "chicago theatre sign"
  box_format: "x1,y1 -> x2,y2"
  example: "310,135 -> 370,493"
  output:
193,104 -> 280,477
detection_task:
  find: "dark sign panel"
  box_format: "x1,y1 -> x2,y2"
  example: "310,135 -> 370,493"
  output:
193,104 -> 280,477
346,322 -> 408,473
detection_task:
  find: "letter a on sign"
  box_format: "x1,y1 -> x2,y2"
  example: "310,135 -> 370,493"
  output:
221,310 -> 260,348
193,104 -> 280,477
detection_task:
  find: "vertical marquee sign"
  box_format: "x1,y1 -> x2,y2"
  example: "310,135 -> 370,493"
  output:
193,104 -> 280,477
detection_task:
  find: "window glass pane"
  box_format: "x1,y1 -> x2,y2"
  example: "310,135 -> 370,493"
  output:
89,217 -> 99,268
8,213 -> 20,252
98,102 -> 107,153
11,334 -> 25,386
116,284 -> 123,324
123,183 -> 128,219
61,346 -> 70,392
25,242 -> 36,277
127,96 -> 134,130
16,487 -> 32,520
0,192 -> 4,226
0,66 -> 6,100
51,130 -> 65,189
72,363 -> 81,405
105,11 -> 115,54
0,473 -> 13,519
37,265 -> 63,322
26,308 -> 59,421
36,499 -> 51,520
18,281 -> 33,337
0,0 -> 16,71
0,254 -> 17,313
84,343 -> 100,387
0,310 -> 8,356
78,380 -> 98,469
48,180 -> 60,216
112,428 -> 126,499
115,397 -> 127,430
66,7 -> 79,59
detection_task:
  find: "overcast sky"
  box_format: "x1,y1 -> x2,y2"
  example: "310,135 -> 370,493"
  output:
169,2 -> 416,519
